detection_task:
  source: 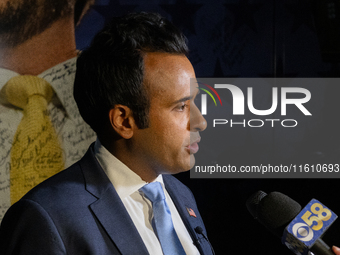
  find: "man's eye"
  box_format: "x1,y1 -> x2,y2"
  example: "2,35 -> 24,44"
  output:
176,103 -> 188,111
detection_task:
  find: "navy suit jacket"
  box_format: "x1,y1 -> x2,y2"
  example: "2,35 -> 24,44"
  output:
0,145 -> 214,254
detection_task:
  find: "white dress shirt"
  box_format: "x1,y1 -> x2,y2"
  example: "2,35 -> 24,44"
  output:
0,57 -> 96,221
94,139 -> 200,255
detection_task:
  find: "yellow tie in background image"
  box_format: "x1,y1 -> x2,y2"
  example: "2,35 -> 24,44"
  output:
6,75 -> 64,204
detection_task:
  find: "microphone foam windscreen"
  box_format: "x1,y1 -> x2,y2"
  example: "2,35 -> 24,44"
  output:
247,191 -> 302,237
246,190 -> 268,219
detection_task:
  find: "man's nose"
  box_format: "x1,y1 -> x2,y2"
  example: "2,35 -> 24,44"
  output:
190,104 -> 207,131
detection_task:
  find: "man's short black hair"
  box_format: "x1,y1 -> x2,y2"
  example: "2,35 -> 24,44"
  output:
74,12 -> 189,136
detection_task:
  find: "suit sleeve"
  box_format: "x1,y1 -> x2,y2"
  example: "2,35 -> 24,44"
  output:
0,199 -> 66,254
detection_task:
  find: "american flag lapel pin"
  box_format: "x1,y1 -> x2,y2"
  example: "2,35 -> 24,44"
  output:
186,207 -> 197,218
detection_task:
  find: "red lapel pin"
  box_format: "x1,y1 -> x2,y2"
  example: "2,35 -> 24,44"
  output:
186,207 -> 197,218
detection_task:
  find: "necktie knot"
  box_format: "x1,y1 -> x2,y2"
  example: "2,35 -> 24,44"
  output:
139,182 -> 165,203
5,75 -> 54,109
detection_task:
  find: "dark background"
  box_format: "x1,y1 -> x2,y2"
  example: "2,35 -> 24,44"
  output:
75,0 -> 340,254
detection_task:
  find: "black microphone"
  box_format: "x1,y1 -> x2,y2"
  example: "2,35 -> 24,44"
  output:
194,226 -> 215,255
246,191 -> 338,255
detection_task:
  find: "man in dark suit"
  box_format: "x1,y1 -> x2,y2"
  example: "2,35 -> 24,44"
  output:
0,12 -> 212,254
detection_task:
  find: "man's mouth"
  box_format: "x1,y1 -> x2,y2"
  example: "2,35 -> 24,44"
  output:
186,137 -> 201,154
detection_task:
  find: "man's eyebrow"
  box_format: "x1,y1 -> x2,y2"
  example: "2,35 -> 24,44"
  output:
172,96 -> 193,105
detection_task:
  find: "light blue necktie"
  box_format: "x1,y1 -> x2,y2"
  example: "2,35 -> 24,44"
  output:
139,182 -> 186,255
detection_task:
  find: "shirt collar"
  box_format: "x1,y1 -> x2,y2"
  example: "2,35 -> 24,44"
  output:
94,139 -> 164,200
0,57 -> 79,121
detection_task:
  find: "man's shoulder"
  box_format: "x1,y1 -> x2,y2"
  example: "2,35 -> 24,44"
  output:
20,145 -> 96,205
22,160 -> 84,201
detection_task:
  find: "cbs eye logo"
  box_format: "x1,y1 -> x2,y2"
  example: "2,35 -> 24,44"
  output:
292,203 -> 332,242
292,223 -> 314,242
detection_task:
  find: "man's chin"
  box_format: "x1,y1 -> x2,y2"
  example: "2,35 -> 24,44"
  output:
189,154 -> 196,169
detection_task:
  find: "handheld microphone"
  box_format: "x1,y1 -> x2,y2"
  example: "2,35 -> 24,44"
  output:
246,191 -> 338,255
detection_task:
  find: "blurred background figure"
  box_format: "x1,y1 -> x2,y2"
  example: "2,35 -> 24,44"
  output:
0,0 -> 96,220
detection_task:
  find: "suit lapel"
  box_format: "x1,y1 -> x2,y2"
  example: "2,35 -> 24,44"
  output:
79,145 -> 149,255
163,175 -> 206,252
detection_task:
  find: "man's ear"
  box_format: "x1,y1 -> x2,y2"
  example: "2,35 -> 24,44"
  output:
108,105 -> 136,139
